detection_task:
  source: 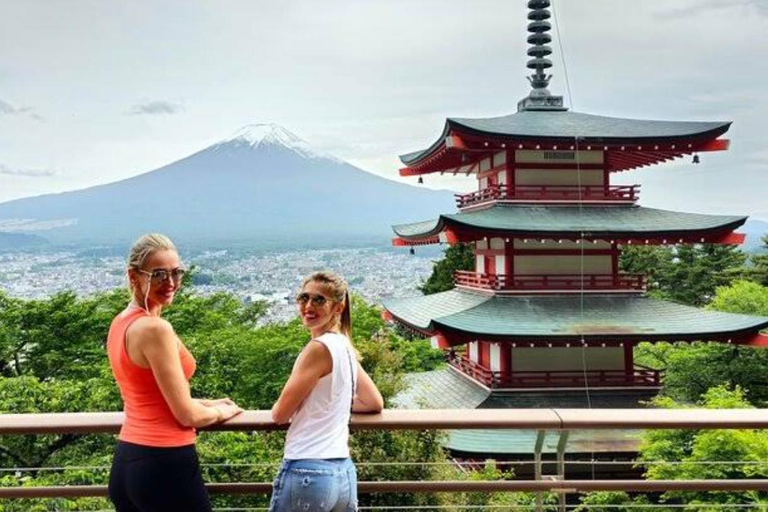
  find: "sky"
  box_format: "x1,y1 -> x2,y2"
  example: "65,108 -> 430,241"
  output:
1,0 -> 767,220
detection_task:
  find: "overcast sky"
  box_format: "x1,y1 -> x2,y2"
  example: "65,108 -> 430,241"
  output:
1,0 -> 767,220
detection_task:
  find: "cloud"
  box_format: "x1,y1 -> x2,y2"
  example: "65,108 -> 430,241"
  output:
0,99 -> 43,121
128,100 -> 184,116
658,0 -> 768,18
0,164 -> 57,178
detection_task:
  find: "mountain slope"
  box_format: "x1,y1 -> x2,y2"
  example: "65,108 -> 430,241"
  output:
0,124 -> 454,246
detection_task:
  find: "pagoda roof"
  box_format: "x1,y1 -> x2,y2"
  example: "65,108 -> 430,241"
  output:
383,290 -> 768,345
446,428 -> 641,456
401,110 -> 730,167
392,205 -> 745,244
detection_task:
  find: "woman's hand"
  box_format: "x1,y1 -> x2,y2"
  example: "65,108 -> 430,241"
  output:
196,397 -> 237,407
213,402 -> 244,422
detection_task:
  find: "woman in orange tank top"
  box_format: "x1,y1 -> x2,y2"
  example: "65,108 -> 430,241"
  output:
107,234 -> 242,512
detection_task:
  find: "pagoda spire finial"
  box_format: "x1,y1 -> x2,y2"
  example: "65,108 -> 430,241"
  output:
518,0 -> 567,112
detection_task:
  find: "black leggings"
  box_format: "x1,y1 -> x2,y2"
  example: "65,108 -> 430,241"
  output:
108,441 -> 212,512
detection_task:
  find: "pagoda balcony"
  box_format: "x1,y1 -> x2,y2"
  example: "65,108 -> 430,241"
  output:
448,354 -> 662,390
454,271 -> 646,293
455,184 -> 640,208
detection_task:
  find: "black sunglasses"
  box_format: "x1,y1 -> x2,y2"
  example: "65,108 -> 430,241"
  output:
295,292 -> 332,307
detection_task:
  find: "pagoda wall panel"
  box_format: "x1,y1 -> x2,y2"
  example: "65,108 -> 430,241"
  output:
514,240 -> 613,250
514,254 -> 612,275
515,150 -> 604,164
480,157 -> 492,172
489,238 -> 505,250
515,168 -> 603,187
475,255 -> 485,274
493,151 -> 507,167
512,347 -> 624,372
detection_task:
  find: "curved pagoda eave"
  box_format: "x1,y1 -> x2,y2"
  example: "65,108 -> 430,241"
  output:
392,205 -> 746,245
400,111 -> 731,174
383,290 -> 768,346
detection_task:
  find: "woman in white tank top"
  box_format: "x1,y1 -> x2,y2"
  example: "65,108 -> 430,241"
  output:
269,271 -> 384,512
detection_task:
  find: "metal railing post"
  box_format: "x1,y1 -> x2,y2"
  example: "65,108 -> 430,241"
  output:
557,431 -> 570,512
534,430 -> 546,512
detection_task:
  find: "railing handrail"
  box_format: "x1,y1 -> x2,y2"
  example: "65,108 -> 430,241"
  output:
2,479 -> 768,498
3,409 -> 768,434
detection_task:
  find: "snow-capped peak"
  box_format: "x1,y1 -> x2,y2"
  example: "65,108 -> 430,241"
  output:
220,123 -> 336,161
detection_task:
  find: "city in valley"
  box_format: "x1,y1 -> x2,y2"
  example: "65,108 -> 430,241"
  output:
0,246 -> 435,323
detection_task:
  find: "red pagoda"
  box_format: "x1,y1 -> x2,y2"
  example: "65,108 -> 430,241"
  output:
383,0 -> 768,399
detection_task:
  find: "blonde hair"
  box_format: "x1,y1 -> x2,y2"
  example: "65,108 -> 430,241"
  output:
302,271 -> 351,339
127,233 -> 177,292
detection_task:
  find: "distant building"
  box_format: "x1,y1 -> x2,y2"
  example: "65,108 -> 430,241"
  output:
384,0 -> 768,468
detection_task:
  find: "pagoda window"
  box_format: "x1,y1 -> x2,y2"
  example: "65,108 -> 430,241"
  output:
490,343 -> 502,372
468,341 -> 479,363
479,157 -> 492,172
475,254 -> 485,274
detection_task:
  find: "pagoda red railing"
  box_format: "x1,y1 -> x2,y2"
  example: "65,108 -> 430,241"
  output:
454,271 -> 646,292
449,354 -> 662,389
455,184 -> 640,208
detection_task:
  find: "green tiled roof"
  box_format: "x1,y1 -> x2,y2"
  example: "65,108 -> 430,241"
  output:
446,428 -> 641,455
401,110 -> 730,165
391,368 -> 490,410
392,205 -> 746,240
383,291 -> 768,342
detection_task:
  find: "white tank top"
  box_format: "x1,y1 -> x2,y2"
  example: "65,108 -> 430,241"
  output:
284,332 -> 358,460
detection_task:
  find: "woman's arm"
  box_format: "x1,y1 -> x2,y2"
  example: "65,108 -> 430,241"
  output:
135,318 -> 241,427
271,341 -> 332,424
352,363 -> 384,413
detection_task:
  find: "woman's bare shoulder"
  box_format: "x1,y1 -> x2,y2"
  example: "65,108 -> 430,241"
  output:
127,316 -> 175,346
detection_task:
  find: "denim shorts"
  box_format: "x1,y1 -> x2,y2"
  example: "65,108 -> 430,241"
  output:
268,458 -> 357,512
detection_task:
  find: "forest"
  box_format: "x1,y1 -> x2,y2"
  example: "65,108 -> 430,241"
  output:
0,237 -> 767,510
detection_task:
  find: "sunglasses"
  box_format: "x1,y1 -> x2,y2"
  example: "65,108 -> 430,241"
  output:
295,292 -> 332,307
139,268 -> 187,284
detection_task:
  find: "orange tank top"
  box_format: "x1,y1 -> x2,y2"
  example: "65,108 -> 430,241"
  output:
107,306 -> 197,447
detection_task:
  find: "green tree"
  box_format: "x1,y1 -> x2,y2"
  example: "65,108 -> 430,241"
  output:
0,285 -> 447,511
638,386 -> 768,508
419,243 -> 474,295
621,244 -> 746,307
743,235 -> 768,286
635,280 -> 768,406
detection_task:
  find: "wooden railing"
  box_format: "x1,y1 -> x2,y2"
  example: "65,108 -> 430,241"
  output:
454,271 -> 646,292
455,184 -> 640,208
0,408 -> 766,503
449,354 -> 662,389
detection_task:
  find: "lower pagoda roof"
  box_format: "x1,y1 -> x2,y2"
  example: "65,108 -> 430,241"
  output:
392,205 -> 745,244
383,290 -> 768,345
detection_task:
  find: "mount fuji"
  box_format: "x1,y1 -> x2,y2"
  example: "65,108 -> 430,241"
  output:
0,124 -> 454,247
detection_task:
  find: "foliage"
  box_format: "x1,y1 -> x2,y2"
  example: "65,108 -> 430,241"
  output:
638,386 -> 768,508
744,235 -> 768,286
635,280 -> 768,406
0,284 -> 446,510
419,243 -> 474,295
574,491 -> 650,511
621,244 -> 747,306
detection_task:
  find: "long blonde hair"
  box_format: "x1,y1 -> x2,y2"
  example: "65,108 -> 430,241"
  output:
302,271 -> 351,339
